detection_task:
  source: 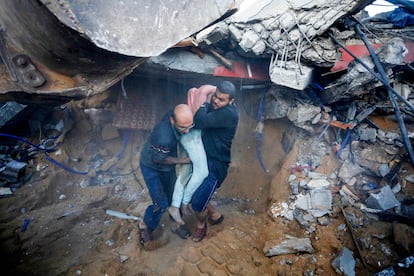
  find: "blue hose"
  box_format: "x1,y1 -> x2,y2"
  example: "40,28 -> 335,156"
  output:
0,132 -> 88,175
117,130 -> 130,160
0,133 -> 58,151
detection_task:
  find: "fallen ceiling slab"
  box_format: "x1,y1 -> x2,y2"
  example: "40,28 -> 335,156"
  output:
0,0 -> 236,103
39,0 -> 236,57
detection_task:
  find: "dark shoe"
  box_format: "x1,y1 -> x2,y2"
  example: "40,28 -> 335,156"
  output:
192,223 -> 207,242
139,226 -> 152,246
208,214 -> 224,225
171,224 -> 191,239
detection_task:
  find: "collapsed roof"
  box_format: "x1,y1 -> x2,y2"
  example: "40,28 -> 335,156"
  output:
0,0 -> 236,103
0,0 -> 413,105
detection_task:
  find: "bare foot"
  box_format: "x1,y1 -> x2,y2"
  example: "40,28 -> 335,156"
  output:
168,206 -> 185,225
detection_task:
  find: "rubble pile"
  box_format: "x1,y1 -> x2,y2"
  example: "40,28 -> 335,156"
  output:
0,102 -> 31,195
268,117 -> 414,273
0,104 -> 73,196
0,0 -> 413,275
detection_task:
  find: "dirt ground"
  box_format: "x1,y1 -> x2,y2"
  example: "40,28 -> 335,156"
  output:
0,79 -> 412,275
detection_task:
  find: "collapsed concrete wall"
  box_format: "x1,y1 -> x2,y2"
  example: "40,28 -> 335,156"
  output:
195,0 -> 372,89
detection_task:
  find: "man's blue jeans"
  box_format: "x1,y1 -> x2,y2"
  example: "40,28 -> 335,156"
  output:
191,160 -> 219,212
171,129 -> 208,207
140,162 -> 175,233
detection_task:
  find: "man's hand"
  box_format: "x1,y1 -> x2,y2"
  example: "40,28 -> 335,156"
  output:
156,156 -> 191,165
205,91 -> 214,103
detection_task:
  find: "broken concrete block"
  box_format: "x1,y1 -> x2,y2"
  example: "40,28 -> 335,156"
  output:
263,235 -> 314,257
252,23 -> 264,34
307,171 -> 328,179
379,164 -> 390,177
331,247 -> 355,276
195,23 -> 229,45
377,37 -> 407,65
228,24 -> 243,41
306,179 -> 330,190
365,185 -> 400,211
290,182 -> 299,195
294,189 -> 332,217
310,189 -> 332,216
251,39 -> 266,55
293,208 -> 315,233
357,127 -> 377,142
239,30 -> 260,52
295,193 -> 312,210
377,131 -> 401,145
338,159 -> 365,183
269,61 -> 313,90
287,103 -> 321,124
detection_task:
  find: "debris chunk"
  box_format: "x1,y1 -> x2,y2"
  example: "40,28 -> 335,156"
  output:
365,185 -> 400,211
331,247 -> 355,276
263,235 -> 314,257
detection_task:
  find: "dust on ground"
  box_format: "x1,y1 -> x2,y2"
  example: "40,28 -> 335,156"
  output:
0,83 -> 412,275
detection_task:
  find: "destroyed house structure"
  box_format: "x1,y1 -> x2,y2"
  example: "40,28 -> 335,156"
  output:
0,0 -> 414,275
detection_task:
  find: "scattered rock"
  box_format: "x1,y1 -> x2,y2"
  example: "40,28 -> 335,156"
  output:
263,235 -> 314,257
331,247 -> 355,276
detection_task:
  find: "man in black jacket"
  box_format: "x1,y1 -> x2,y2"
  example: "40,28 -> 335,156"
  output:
189,80 -> 239,242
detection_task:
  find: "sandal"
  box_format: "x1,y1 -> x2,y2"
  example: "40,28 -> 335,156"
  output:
171,224 -> 191,239
208,214 -> 224,225
192,223 -> 207,242
139,226 -> 152,246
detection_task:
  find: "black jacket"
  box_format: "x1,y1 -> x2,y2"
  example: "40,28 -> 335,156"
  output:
194,103 -> 238,184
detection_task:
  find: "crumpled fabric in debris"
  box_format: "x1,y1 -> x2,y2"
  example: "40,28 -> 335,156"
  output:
388,8 -> 414,27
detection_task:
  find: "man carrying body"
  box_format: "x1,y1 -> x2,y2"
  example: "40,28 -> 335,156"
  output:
190,80 -> 239,242
138,104 -> 194,249
168,85 -> 215,238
